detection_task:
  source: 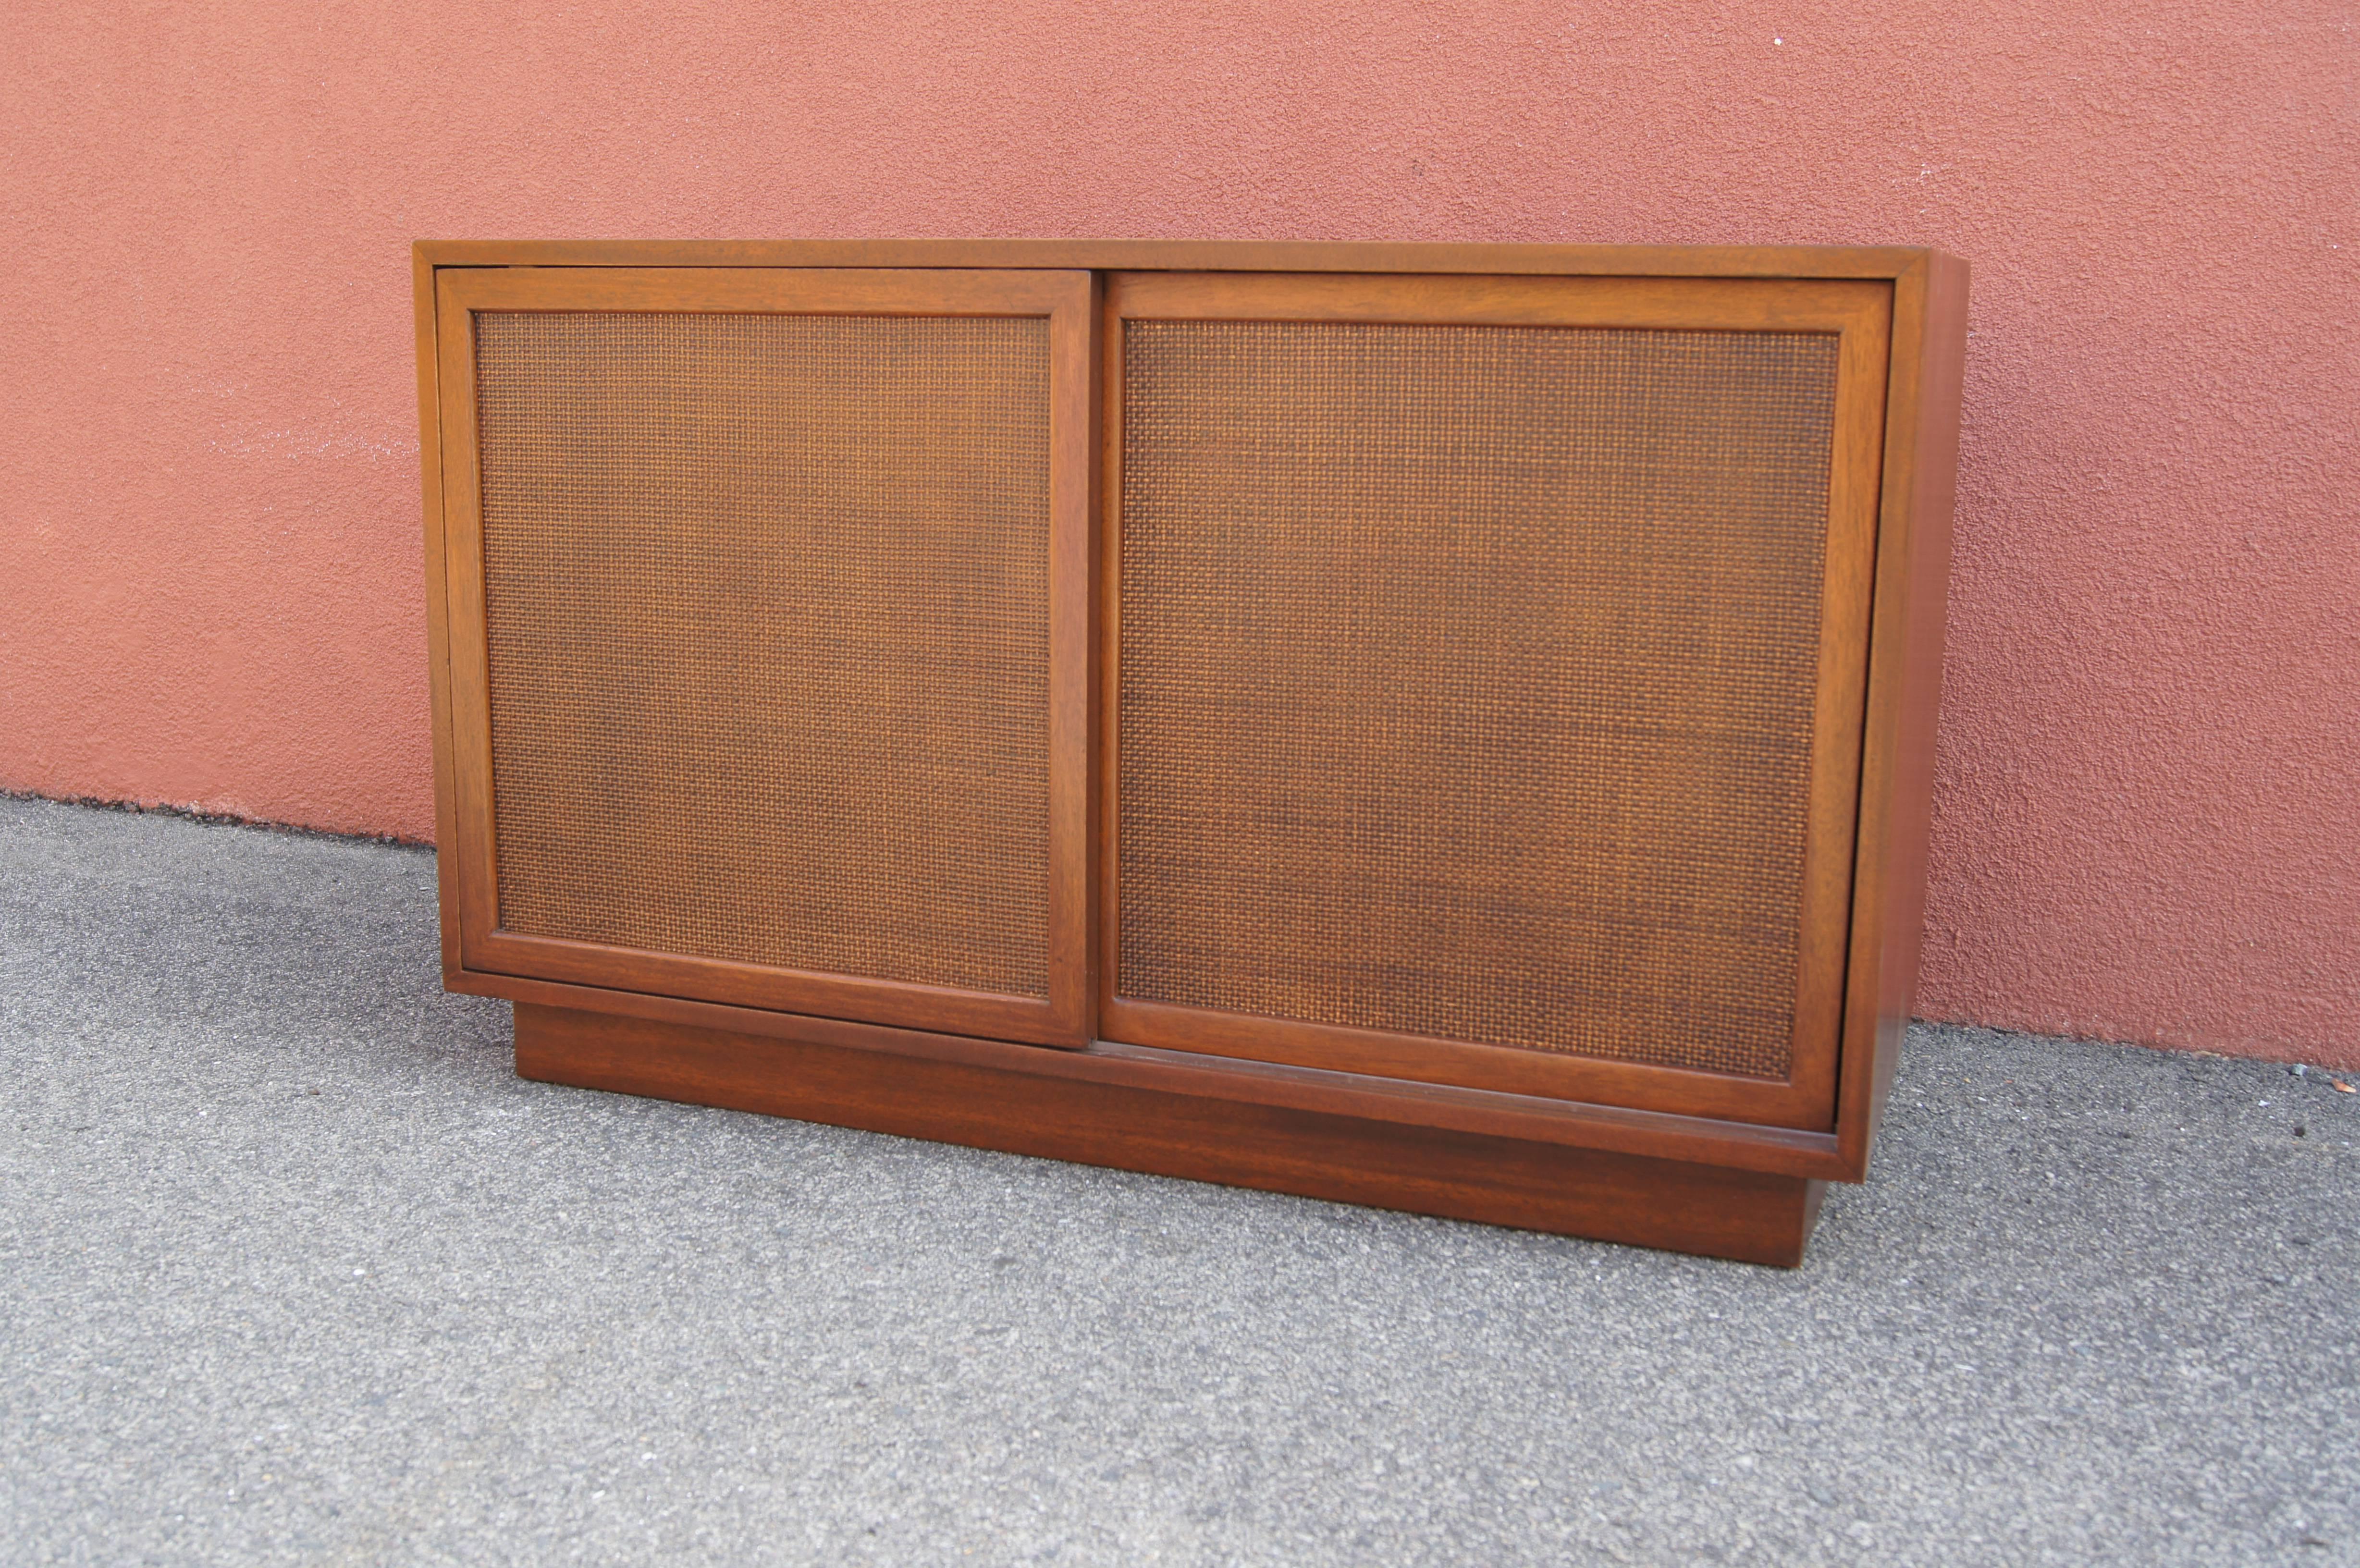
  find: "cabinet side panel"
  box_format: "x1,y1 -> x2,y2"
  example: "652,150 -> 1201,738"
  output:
1834,254 -> 1969,1175
416,253 -> 461,972
1873,255 -> 1970,1142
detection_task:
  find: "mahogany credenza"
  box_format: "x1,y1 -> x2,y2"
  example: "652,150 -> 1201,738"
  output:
415,241 -> 1967,1265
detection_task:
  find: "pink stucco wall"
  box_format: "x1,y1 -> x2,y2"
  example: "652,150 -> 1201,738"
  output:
3,1 -> 2353,1064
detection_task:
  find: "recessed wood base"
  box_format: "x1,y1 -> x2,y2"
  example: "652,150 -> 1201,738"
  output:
513,1003 -> 1829,1267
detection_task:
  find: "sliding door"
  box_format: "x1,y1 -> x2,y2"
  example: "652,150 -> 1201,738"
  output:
1099,272 -> 1892,1128
434,267 -> 1095,1046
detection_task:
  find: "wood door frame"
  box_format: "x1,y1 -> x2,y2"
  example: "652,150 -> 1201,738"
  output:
1095,271 -> 1894,1130
428,265 -> 1098,1047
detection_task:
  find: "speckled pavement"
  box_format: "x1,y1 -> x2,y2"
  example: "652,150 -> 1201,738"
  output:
3,792 -> 2354,1566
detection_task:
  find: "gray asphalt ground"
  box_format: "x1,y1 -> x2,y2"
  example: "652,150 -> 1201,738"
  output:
1,793 -> 2354,1567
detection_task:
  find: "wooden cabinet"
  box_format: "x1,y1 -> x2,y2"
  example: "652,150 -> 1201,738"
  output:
417,242 -> 1968,1265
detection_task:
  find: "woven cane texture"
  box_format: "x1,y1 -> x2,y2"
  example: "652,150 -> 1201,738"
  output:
475,310 -> 1051,998
1118,320 -> 1840,1076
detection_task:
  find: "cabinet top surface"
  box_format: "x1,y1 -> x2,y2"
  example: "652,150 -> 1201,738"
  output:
415,238 -> 1957,280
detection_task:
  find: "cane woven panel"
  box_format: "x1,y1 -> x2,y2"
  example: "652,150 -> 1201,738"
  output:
474,310 -> 1051,997
1119,320 -> 1841,1076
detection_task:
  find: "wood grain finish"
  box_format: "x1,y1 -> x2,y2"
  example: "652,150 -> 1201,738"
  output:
458,963 -> 1849,1176
1834,250 -> 1972,1174
417,239 -> 1934,281
414,241 -> 1969,1259
415,249 -> 464,984
514,1001 -> 1829,1267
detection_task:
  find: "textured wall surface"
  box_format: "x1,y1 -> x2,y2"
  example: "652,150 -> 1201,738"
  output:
3,0 -> 2353,1063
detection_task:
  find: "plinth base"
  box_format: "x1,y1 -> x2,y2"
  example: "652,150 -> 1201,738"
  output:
513,1002 -> 1829,1267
